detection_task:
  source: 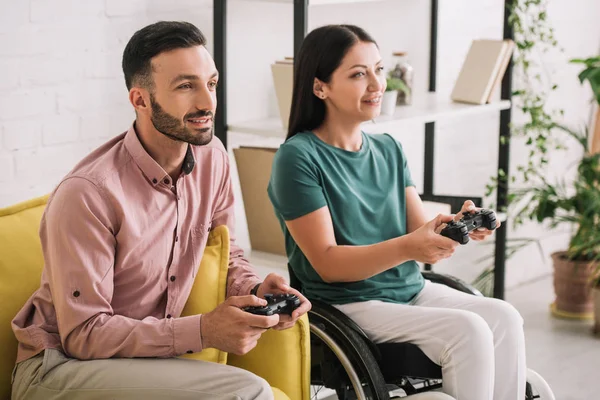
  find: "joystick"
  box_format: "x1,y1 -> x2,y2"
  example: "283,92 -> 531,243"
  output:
243,293 -> 301,316
440,209 -> 497,245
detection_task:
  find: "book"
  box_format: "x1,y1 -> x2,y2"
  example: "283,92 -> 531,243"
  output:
451,39 -> 513,105
271,60 -> 294,129
485,39 -> 515,103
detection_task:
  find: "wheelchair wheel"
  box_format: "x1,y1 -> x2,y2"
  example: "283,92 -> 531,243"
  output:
525,369 -> 555,400
309,302 -> 390,400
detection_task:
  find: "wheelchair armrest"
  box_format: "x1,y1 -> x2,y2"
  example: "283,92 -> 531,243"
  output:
421,271 -> 483,297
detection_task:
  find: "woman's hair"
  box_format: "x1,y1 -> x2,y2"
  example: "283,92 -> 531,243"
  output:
286,24 -> 378,141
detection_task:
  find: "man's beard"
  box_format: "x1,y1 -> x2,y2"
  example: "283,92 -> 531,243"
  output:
149,94 -> 214,146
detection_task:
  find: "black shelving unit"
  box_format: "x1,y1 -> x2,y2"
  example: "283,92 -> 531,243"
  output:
213,0 -> 513,299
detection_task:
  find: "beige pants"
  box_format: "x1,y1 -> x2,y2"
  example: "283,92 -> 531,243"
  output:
12,349 -> 273,400
335,281 -> 526,400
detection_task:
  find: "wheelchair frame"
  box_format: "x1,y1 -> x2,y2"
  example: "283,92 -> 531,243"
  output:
289,267 -> 541,400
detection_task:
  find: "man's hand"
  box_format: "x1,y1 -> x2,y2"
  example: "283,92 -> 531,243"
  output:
455,200 -> 501,242
201,295 -> 280,355
256,273 -> 312,330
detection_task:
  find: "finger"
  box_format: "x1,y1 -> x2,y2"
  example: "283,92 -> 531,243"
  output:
249,327 -> 269,335
462,200 -> 476,214
293,300 -> 312,319
277,314 -> 293,324
469,234 -> 486,241
475,227 -> 494,236
431,214 -> 454,232
264,273 -> 290,293
469,231 -> 489,240
433,234 -> 459,250
434,213 -> 455,226
434,222 -> 447,234
285,288 -> 312,319
228,295 -> 267,308
244,313 -> 280,329
272,322 -> 296,331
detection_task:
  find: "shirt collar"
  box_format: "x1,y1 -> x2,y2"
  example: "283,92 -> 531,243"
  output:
124,124 -> 196,187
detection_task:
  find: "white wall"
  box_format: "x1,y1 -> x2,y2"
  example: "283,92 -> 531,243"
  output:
1,0 -> 599,289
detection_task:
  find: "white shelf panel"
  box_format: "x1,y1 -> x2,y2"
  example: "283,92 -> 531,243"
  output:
235,0 -> 385,5
228,93 -> 512,138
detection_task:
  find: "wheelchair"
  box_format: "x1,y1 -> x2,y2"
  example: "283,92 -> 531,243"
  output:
288,266 -> 555,400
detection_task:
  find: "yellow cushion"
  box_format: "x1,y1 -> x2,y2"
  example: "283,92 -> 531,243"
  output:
272,386 -> 291,400
228,314 -> 311,400
179,225 -> 229,364
0,195 -> 49,400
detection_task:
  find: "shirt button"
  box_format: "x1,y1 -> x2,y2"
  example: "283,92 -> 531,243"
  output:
152,178 -> 157,184
73,290 -> 80,298
164,178 -> 170,185
170,275 -> 176,282
175,236 -> 179,242
166,314 -> 172,319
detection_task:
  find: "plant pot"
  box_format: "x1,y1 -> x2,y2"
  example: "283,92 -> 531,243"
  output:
550,251 -> 596,320
381,91 -> 398,116
594,287 -> 600,336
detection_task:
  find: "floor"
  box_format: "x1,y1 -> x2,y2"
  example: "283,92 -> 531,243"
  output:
249,254 -> 599,400
508,276 -> 599,400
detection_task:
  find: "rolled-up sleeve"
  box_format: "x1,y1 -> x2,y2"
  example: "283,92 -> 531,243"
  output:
43,177 -> 202,360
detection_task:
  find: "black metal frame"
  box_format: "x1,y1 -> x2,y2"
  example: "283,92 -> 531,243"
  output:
214,0 -> 227,149
213,0 -> 513,299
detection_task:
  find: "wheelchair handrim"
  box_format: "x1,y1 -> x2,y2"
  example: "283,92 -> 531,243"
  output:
310,321 -> 368,399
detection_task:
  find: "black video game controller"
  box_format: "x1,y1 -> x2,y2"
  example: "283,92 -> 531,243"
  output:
243,293 -> 301,316
440,209 -> 497,245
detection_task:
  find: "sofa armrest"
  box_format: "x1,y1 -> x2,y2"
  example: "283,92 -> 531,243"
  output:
227,314 -> 310,400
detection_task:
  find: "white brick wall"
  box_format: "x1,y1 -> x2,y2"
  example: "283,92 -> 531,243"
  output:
0,0 -> 599,288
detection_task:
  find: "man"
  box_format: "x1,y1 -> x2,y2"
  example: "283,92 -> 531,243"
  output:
11,21 -> 310,400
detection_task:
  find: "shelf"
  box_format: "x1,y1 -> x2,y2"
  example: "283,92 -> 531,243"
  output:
235,0 -> 385,5
228,93 -> 511,138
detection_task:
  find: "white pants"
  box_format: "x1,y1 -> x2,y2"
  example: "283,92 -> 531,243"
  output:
335,280 -> 526,400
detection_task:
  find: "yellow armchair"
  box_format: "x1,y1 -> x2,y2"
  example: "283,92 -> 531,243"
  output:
0,196 -> 310,400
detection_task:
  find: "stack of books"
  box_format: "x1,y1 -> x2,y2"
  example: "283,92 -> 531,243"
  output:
451,39 -> 515,105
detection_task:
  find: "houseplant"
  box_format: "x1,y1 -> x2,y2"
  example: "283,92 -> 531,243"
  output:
510,56 -> 600,321
381,76 -> 409,116
478,2 -> 600,323
571,55 -> 600,332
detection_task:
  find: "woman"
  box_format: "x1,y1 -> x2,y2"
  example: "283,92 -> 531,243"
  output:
268,25 -> 526,400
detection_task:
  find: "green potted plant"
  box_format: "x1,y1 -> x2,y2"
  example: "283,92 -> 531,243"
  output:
571,55 -> 600,333
381,76 -> 409,116
510,56 -> 600,324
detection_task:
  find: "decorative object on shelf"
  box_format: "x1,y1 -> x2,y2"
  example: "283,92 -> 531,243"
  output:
389,51 -> 414,105
271,58 -> 294,129
451,39 -> 515,105
381,76 -> 405,116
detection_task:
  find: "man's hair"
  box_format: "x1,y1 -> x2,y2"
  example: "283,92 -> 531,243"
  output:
122,21 -> 207,91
